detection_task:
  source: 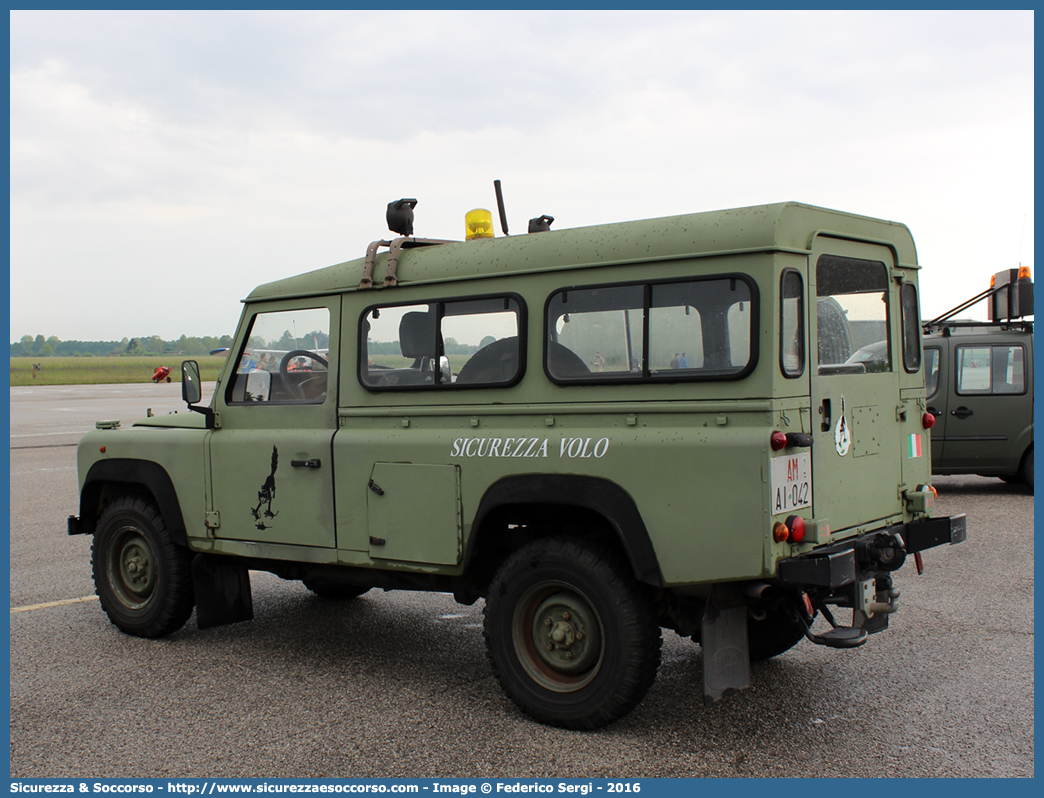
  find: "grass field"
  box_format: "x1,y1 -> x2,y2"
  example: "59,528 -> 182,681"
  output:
10,356 -> 229,386
10,353 -> 480,386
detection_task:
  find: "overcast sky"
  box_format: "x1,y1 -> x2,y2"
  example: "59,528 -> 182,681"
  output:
9,9 -> 1034,343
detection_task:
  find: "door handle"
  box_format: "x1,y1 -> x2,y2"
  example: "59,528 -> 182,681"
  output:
291,458 -> 321,468
951,407 -> 974,420
927,407 -> 942,417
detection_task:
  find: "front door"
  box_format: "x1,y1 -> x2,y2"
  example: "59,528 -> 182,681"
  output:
940,340 -> 1030,472
208,300 -> 340,549
809,238 -> 905,532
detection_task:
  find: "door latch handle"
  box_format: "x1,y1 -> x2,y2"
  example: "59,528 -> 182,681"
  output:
368,479 -> 385,496
951,407 -> 974,419
820,399 -> 832,432
291,458 -> 321,468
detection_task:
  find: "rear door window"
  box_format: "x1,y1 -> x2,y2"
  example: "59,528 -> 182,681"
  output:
816,255 -> 890,375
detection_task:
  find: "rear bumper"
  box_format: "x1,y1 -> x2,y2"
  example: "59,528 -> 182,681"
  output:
777,514 -> 967,589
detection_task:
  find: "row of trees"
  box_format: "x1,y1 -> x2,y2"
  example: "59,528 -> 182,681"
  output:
12,332 -> 498,359
10,334 -> 235,358
366,336 -> 496,356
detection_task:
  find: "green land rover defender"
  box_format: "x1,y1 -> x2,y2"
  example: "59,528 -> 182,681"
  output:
69,200 -> 966,728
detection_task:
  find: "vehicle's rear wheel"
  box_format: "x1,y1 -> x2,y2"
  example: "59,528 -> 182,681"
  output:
748,604 -> 809,661
302,579 -> 370,600
483,537 -> 661,729
92,496 -> 195,638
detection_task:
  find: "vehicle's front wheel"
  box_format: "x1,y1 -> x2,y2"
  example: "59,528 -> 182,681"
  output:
92,496 -> 195,638
483,537 -> 661,729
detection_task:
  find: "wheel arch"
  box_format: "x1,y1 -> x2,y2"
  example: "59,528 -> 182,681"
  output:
464,475 -> 664,592
80,459 -> 189,547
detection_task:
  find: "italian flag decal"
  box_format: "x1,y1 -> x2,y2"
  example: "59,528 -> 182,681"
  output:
908,433 -> 923,458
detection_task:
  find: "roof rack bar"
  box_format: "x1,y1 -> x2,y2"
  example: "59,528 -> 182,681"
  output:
360,237 -> 459,290
360,239 -> 393,289
923,285 -> 1000,329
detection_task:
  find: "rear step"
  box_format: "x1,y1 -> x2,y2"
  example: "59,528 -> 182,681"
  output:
804,625 -> 867,649
792,603 -> 868,649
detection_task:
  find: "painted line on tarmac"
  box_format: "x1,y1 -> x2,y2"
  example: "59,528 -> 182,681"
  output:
11,595 -> 99,613
10,443 -> 80,450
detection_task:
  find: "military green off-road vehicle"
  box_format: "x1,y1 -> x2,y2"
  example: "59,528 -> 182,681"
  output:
70,200 -> 966,729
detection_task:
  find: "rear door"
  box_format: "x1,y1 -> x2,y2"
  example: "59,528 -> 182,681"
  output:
809,238 -> 905,532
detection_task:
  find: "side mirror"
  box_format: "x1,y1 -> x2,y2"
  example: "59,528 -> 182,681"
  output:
182,360 -> 202,405
182,360 -> 215,428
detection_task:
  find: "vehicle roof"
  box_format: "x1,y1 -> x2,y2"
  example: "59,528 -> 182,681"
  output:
924,324 -> 1034,342
246,201 -> 919,302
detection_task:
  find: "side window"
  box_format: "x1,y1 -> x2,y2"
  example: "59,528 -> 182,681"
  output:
956,345 -> 1026,395
781,270 -> 805,377
924,347 -> 941,398
361,296 -> 522,390
546,276 -> 757,382
900,282 -> 922,373
549,285 -> 644,377
227,307 -> 330,405
816,255 -> 890,375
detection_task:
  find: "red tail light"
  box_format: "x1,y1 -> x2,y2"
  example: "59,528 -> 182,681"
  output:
774,517 -> 808,543
922,412 -> 936,430
770,431 -> 788,451
785,515 -> 806,543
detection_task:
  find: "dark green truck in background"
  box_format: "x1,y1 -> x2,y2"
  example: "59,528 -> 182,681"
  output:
923,268 -> 1034,492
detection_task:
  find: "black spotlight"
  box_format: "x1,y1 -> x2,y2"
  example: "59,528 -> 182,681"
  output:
387,198 -> 418,237
528,214 -> 554,233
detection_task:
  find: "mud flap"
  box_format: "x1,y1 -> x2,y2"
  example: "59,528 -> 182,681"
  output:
192,553 -> 254,630
701,585 -> 751,705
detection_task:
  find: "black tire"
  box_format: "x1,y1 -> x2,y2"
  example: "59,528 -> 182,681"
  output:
92,496 -> 195,638
747,605 -> 808,661
302,579 -> 370,600
1021,446 -> 1034,494
483,537 -> 661,729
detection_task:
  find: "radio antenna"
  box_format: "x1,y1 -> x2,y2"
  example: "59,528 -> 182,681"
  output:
1019,213 -> 1027,266
494,179 -> 509,236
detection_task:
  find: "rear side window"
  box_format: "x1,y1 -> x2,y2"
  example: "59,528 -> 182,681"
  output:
781,270 -> 805,378
545,275 -> 757,383
900,282 -> 922,373
360,295 -> 523,390
956,345 -> 1026,395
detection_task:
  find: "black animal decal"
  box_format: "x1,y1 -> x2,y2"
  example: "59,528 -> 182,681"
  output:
251,446 -> 279,529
